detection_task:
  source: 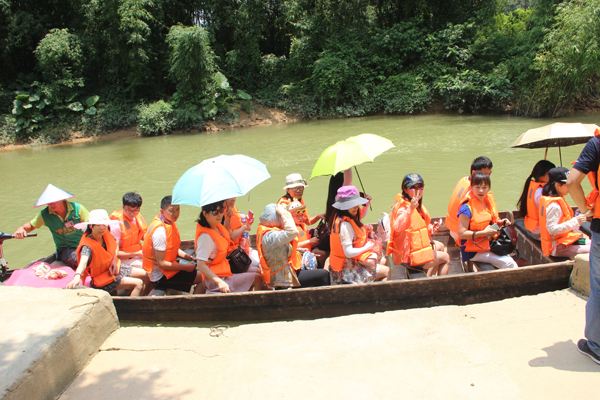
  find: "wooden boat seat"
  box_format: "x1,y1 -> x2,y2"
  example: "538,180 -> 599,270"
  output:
386,256 -> 408,280
406,268 -> 426,279
514,219 -> 540,243
462,260 -> 497,273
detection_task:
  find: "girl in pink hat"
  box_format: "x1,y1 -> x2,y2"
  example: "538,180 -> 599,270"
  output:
328,186 -> 389,284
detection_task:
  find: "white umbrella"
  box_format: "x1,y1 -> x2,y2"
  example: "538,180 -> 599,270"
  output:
172,154 -> 270,208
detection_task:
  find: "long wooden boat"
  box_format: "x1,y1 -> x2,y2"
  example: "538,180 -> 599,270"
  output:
111,211 -> 576,323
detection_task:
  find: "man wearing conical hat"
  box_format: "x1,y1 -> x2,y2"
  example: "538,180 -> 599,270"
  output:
13,184 -> 89,268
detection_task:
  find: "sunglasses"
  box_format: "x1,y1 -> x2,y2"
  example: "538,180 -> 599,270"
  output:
409,184 -> 424,190
208,208 -> 225,216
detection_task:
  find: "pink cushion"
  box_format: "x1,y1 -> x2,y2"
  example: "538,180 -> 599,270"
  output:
4,261 -> 91,288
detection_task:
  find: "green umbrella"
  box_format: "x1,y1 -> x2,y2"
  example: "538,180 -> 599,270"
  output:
310,133 -> 395,202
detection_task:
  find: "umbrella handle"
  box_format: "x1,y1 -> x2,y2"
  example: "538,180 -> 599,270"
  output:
354,167 -> 373,211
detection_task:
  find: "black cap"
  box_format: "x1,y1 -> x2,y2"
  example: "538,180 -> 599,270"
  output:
547,167 -> 569,184
402,173 -> 424,189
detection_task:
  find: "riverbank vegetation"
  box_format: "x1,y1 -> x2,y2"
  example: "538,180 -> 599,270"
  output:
1,0 -> 599,146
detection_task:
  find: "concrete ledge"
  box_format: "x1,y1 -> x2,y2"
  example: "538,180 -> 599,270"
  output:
570,254 -> 590,297
0,287 -> 119,400
60,290 -> 597,399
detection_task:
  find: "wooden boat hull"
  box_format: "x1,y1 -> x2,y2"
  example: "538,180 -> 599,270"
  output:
114,261 -> 572,323
113,212 -> 575,323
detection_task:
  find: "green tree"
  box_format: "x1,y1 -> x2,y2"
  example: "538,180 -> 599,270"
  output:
528,0 -> 600,116
35,29 -> 83,85
34,28 -> 84,101
118,0 -> 162,97
166,24 -> 217,103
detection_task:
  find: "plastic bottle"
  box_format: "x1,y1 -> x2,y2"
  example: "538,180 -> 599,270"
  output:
240,215 -> 250,254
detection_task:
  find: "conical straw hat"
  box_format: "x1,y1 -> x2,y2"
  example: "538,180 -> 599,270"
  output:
35,184 -> 74,207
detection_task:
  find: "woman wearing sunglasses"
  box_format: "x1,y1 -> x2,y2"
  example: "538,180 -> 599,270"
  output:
388,173 -> 449,277
278,173 -> 324,229
195,200 -> 261,293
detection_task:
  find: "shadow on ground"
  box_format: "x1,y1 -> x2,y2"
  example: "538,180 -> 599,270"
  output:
61,366 -> 192,399
529,340 -> 599,372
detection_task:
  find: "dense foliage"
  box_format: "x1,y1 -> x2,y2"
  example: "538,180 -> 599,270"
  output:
0,0 -> 598,144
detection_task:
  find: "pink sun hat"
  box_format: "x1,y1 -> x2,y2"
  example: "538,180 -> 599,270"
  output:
332,185 -> 369,210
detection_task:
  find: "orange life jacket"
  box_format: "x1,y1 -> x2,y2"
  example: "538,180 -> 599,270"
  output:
226,206 -> 243,250
296,222 -> 312,250
524,180 -> 545,233
76,231 -> 119,288
539,196 -> 582,256
446,176 -> 471,236
387,199 -> 435,266
256,225 -> 298,285
329,216 -> 371,272
278,196 -> 313,225
277,195 -> 295,207
462,194 -> 497,253
447,176 -> 498,242
587,128 -> 600,217
585,171 -> 599,211
195,223 -> 232,278
110,209 -> 147,253
142,215 -> 181,278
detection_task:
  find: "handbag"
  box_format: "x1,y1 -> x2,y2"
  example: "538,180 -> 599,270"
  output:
490,225 -> 517,256
312,219 -> 331,252
227,246 -> 251,274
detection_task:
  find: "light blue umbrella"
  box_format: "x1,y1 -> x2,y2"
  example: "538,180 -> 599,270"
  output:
172,154 -> 270,207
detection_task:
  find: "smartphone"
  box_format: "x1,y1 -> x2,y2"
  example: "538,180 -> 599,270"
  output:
247,210 -> 254,224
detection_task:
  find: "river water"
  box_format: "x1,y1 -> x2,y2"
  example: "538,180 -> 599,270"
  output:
1,114 -> 597,268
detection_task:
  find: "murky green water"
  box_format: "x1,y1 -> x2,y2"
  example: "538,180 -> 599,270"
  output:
1,114 -> 597,268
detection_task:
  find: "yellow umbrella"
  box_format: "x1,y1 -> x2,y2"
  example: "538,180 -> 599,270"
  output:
512,122 -> 599,165
311,133 -> 395,177
311,133 -> 395,207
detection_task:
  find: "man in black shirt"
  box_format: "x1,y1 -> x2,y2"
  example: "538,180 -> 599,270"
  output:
568,135 -> 600,365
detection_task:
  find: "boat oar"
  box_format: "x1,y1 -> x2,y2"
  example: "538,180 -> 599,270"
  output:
353,166 -> 373,211
0,232 -> 37,242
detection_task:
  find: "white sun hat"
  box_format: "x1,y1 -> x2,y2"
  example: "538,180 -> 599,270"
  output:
35,184 -> 75,207
283,173 -> 308,190
74,209 -> 118,231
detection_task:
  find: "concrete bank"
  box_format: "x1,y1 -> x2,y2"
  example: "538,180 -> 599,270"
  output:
571,253 -> 591,296
0,287 -> 119,400
61,289 -> 597,400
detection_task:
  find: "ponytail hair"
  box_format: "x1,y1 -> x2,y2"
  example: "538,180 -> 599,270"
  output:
517,160 -> 555,215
